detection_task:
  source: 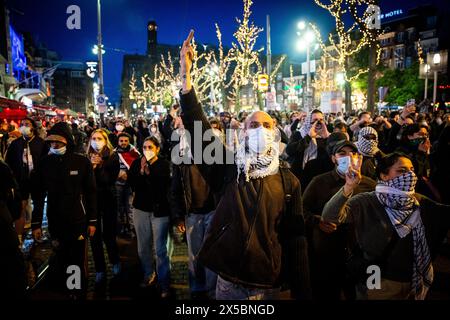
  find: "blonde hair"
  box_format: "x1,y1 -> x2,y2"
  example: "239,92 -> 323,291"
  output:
87,128 -> 114,156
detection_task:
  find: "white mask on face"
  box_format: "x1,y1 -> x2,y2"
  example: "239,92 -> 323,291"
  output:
143,150 -> 155,161
116,124 -> 125,132
247,126 -> 275,154
49,146 -> 67,156
20,126 -> 32,137
91,140 -> 105,152
336,155 -> 351,176
436,118 -> 443,126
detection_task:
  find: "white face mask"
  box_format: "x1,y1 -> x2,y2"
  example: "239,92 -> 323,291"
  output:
116,124 -> 125,132
143,150 -> 155,161
50,146 -> 67,156
247,126 -> 274,154
20,126 -> 32,137
336,155 -> 351,176
436,118 -> 443,126
91,140 -> 105,152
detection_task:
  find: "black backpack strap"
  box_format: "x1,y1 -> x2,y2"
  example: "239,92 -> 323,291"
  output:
279,167 -> 292,210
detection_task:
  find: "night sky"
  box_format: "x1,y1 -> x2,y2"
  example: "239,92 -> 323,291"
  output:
6,0 -> 448,102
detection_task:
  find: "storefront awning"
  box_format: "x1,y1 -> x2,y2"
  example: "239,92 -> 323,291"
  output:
0,97 -> 27,120
14,88 -> 47,104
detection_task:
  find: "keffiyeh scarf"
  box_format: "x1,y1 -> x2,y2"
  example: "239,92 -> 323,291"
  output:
235,138 -> 279,182
375,171 -> 433,300
298,112 -> 318,169
355,126 -> 379,157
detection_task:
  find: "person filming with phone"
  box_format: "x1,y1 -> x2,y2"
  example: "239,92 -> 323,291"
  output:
286,110 -> 333,191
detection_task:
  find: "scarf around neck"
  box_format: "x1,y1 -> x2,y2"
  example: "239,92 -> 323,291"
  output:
375,171 -> 433,300
235,138 -> 279,182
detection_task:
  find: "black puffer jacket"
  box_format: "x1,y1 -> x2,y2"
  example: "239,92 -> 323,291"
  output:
180,89 -> 310,298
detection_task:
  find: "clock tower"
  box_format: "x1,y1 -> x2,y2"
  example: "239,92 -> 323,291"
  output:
147,21 -> 157,61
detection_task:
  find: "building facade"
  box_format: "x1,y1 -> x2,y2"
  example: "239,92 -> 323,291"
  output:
52,62 -> 94,114
378,5 -> 448,70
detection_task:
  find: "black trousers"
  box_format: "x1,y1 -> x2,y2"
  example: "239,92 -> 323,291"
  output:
90,205 -> 120,273
49,236 -> 87,296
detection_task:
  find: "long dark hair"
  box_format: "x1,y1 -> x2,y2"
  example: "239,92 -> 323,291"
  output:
375,152 -> 412,179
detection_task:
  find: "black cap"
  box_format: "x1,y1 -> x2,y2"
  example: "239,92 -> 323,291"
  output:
326,132 -> 348,156
332,140 -> 358,155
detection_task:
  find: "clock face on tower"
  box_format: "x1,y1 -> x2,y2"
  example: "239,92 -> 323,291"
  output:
148,24 -> 157,31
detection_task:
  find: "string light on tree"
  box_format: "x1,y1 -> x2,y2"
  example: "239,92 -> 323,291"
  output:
312,0 -> 382,83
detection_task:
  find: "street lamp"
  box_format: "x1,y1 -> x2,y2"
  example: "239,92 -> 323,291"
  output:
92,44 -> 105,55
297,21 -> 306,30
433,53 -> 441,103
424,64 -> 430,100
296,21 -> 315,111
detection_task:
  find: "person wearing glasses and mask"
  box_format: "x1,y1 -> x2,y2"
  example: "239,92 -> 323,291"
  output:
397,124 -> 438,201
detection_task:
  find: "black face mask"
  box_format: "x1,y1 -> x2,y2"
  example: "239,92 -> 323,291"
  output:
406,139 -> 421,153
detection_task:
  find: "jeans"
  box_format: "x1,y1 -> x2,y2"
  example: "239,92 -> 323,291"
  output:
115,184 -> 133,230
185,211 -> 217,297
216,276 -> 280,300
133,208 -> 170,292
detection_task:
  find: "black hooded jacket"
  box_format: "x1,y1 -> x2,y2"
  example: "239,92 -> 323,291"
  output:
31,123 -> 97,240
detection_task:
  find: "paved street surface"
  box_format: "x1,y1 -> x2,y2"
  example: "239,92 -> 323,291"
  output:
25,229 -> 450,300
27,231 -> 190,300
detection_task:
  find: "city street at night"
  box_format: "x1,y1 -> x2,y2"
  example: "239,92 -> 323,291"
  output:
1,0 -> 450,317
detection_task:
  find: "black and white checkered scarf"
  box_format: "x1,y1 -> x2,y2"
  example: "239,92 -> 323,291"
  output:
376,171 -> 433,300
355,126 -> 379,157
235,138 -> 279,182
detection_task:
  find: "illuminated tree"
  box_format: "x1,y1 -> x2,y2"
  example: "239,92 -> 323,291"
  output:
225,0 -> 264,111
311,0 -> 382,110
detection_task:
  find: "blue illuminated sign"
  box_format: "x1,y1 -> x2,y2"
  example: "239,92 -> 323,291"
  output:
9,25 -> 27,79
380,9 -> 404,20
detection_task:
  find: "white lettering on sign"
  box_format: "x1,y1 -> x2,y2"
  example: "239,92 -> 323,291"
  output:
380,9 -> 404,20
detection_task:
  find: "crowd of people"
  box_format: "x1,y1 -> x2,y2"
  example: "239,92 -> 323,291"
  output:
1,31 -> 450,301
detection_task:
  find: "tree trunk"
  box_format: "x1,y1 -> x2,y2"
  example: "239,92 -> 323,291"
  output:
367,43 -> 377,112
345,81 -> 352,112
257,91 -> 264,110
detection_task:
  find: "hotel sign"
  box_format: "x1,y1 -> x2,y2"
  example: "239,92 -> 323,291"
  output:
380,9 -> 404,20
